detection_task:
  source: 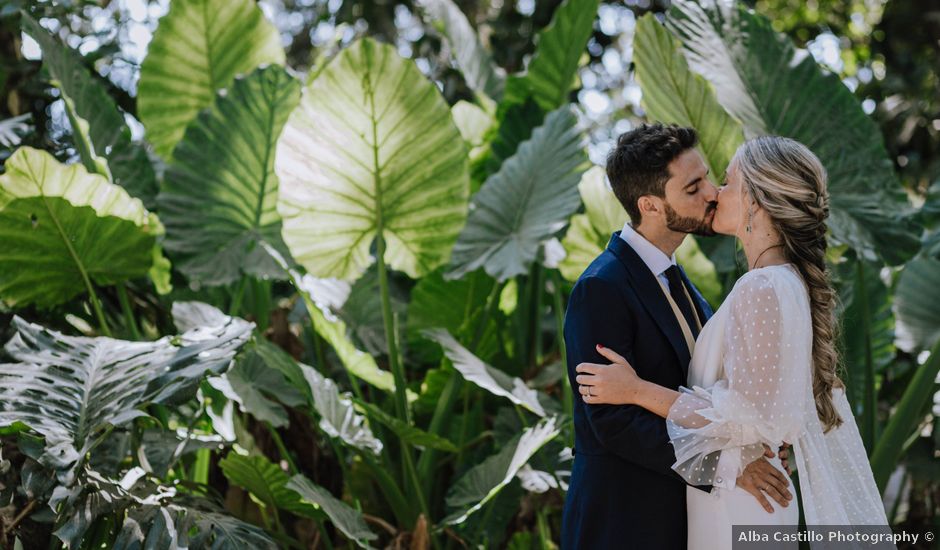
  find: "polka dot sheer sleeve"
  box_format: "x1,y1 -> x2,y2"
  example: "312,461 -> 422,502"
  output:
664,272 -> 810,490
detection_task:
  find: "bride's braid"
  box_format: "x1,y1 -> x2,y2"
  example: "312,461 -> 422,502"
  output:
732,136 -> 845,433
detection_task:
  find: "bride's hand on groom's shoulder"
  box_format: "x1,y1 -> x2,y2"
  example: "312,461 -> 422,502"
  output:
575,345 -> 640,405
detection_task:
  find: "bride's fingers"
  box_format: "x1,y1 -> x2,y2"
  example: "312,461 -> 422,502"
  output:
762,482 -> 790,510
762,444 -> 775,458
595,344 -> 628,366
575,374 -> 597,386
575,362 -> 602,375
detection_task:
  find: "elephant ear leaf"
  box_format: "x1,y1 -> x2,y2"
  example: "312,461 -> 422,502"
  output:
286,474 -> 379,549
0,304 -> 252,479
558,166 -> 628,282
138,0 -> 285,158
159,65 -> 300,286
446,106 -> 587,282
444,416 -> 560,524
0,147 -> 161,308
275,37 -> 469,282
665,0 -> 920,265
417,0 -> 505,99
21,14 -> 158,206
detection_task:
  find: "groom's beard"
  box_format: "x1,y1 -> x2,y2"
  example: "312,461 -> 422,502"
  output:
664,201 -> 717,237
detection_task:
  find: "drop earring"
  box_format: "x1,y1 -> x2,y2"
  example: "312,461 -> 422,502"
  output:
745,208 -> 752,233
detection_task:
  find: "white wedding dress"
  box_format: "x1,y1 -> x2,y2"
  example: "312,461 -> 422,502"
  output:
667,264 -> 893,550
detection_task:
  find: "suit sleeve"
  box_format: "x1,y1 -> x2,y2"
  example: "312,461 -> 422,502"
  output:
565,276 -> 688,483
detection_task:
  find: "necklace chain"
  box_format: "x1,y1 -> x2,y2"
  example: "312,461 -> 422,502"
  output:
750,244 -> 784,270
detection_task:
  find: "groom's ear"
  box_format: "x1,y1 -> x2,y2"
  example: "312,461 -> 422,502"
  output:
638,195 -> 662,218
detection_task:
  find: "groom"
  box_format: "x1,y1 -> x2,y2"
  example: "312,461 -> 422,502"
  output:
560,124 -> 791,549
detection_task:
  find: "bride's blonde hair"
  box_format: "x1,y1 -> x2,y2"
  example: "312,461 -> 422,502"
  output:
730,135 -> 845,433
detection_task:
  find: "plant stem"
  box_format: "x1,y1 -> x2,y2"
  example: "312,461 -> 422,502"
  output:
116,282 -> 140,340
374,234 -> 409,423
855,261 -> 876,453
229,276 -> 249,316
266,421 -> 299,474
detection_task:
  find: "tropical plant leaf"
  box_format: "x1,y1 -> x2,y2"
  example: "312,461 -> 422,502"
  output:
558,166 -> 628,281
502,0 -> 600,111
138,0 -> 285,158
870,257 -> 940,489
115,501 -> 279,550
836,260 -> 895,416
422,328 -> 546,416
406,268 -> 501,363
351,397 -> 459,452
446,106 -> 587,281
417,0 -> 505,98
208,341 -> 306,428
219,452 -> 318,517
286,474 -> 378,549
452,100 -> 494,150
0,147 -> 161,308
633,12 -> 743,182
21,15 -> 159,206
896,256 -> 940,350
665,0 -> 921,265
443,415 -> 560,524
275,37 -> 470,281
295,273 -> 397,393
0,303 -> 251,479
159,65 -> 300,286
299,364 -> 384,455
261,242 -> 399,393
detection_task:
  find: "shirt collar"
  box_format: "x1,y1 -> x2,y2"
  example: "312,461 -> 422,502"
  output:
619,221 -> 677,278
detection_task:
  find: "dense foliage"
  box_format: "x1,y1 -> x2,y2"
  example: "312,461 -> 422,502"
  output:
0,0 -> 937,548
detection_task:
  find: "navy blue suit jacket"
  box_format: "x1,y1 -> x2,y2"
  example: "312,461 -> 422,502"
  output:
561,231 -> 715,550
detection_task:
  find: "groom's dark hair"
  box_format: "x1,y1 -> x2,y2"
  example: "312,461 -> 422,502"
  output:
606,123 -> 698,224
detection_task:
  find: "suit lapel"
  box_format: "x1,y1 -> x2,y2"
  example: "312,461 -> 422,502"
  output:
606,231 -> 692,376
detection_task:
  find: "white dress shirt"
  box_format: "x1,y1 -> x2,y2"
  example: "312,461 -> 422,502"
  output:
619,221 -> 678,291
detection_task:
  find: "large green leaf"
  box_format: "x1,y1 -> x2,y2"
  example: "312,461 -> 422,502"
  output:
208,341 -> 307,428
261,242 -> 399,394
219,452 -> 318,517
417,0 -> 505,99
0,147 -> 160,308
286,474 -> 378,549
406,268 -> 501,363
422,328 -> 546,416
665,0 -> 920,265
138,0 -> 285,158
896,257 -> 940,350
21,15 -> 159,206
275,37 -> 469,281
351,397 -> 459,453
558,166 -> 627,282
443,416 -> 560,524
446,106 -> 587,281
633,12 -> 743,182
871,257 -> 940,489
115,502 -> 279,550
300,363 -> 383,455
159,65 -> 300,286
0,303 -> 251,480
503,0 -> 600,111
836,260 -> 895,417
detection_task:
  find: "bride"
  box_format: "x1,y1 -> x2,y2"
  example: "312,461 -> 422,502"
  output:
574,136 -> 893,549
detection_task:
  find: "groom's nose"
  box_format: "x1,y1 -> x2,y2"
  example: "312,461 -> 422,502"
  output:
703,183 -> 719,201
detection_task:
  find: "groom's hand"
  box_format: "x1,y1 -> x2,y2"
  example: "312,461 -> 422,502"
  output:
778,442 -> 792,475
736,445 -> 793,513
